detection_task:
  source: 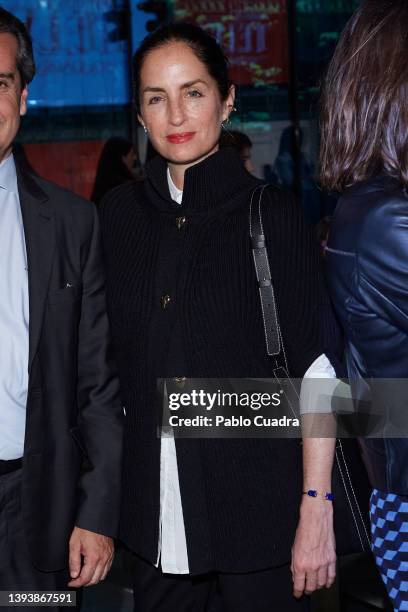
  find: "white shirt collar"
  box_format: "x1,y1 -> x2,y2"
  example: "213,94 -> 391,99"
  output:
0,154 -> 17,193
167,166 -> 183,205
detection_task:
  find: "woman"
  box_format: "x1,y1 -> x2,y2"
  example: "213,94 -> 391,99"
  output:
321,2 -> 408,610
91,137 -> 136,205
100,23 -> 340,611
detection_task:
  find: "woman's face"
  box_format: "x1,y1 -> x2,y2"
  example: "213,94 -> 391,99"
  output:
138,41 -> 235,166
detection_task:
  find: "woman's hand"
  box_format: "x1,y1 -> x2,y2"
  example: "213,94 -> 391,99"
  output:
291,497 -> 337,598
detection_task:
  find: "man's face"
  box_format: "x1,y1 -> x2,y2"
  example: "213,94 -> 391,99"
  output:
0,32 -> 28,163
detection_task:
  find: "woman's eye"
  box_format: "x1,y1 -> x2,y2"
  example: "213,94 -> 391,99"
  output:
148,96 -> 163,105
187,90 -> 202,98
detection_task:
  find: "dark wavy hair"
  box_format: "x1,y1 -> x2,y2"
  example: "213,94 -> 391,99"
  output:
133,22 -> 231,113
0,7 -> 35,87
320,0 -> 408,191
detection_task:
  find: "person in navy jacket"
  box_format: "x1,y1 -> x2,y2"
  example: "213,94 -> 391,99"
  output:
320,2 -> 408,610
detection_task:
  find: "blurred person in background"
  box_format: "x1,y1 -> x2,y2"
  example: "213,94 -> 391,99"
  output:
321,2 -> 408,610
100,22 -> 344,612
271,126 -> 322,225
91,137 -> 137,205
0,7 -> 123,602
218,128 -> 254,173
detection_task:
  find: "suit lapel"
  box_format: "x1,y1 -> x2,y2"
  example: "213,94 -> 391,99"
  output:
16,166 -> 55,372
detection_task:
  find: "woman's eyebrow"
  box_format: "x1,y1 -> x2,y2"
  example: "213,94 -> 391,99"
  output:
142,86 -> 166,94
182,79 -> 208,88
142,79 -> 208,94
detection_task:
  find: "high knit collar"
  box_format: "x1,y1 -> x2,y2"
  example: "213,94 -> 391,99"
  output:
144,147 -> 260,214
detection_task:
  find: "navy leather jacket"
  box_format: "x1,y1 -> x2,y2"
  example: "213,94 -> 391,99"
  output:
326,174 -> 408,496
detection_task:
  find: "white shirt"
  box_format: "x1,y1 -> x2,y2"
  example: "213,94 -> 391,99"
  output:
0,154 -> 29,460
167,167 -> 183,204
157,167 -> 336,574
155,168 -> 189,574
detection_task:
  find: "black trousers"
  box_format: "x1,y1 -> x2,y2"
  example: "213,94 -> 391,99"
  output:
0,468 -> 76,612
133,554 -> 311,612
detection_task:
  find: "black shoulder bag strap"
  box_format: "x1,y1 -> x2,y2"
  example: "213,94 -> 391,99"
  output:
250,185 -> 298,417
249,184 -> 292,382
249,184 -> 371,554
249,184 -> 281,357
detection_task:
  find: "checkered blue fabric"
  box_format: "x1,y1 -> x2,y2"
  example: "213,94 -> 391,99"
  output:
370,489 -> 408,611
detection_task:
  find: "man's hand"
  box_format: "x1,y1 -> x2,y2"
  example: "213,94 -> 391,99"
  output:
291,498 -> 336,598
68,526 -> 114,587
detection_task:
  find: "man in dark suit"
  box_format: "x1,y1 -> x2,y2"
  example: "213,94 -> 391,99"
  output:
0,7 -> 123,597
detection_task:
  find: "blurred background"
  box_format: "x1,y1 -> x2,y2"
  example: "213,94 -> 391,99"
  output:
9,0 -> 358,224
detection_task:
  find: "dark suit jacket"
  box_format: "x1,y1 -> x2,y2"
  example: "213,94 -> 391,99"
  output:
15,163 -> 123,572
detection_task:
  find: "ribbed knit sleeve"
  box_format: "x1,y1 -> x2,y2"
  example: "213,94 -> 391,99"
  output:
263,186 -> 342,377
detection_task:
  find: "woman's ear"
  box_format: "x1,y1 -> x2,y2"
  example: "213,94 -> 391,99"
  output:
222,84 -> 236,123
137,113 -> 146,132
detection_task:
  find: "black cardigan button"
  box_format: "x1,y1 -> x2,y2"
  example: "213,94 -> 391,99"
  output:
176,216 -> 186,229
160,294 -> 171,309
174,377 -> 186,388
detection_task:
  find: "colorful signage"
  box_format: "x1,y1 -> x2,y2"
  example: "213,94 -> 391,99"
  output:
172,0 -> 289,86
6,0 -> 130,107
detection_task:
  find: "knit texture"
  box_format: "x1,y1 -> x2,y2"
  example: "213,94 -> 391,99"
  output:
99,148 -> 340,574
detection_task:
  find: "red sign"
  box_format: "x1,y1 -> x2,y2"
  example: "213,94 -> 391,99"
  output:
23,140 -> 104,200
172,0 -> 288,86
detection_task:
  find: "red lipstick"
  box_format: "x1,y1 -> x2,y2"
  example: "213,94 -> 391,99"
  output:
166,132 -> 196,144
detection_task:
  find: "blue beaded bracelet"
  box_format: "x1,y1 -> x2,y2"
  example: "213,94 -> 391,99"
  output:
303,489 -> 334,501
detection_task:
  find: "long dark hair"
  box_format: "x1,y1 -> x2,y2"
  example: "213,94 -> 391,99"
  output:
91,138 -> 134,205
133,22 -> 231,113
320,0 -> 408,192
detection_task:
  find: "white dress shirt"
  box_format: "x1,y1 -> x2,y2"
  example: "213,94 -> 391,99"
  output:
0,154 -> 29,460
154,168 -> 189,574
156,167 -> 336,574
167,167 -> 183,204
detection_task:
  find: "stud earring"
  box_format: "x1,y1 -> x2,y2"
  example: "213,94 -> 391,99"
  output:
143,125 -> 148,134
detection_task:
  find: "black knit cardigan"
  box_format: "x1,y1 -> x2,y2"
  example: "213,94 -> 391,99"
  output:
99,148 -> 341,574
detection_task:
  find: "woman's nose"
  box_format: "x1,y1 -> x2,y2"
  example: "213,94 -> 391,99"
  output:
168,100 -> 185,126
